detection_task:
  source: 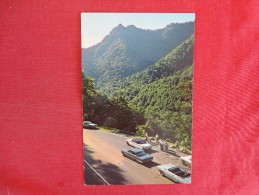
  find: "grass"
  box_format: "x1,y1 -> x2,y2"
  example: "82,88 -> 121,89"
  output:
99,126 -> 135,135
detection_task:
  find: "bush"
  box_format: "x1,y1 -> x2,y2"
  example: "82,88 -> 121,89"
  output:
135,125 -> 146,137
104,117 -> 118,128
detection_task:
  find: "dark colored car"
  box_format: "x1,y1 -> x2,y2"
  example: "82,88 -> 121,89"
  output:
83,121 -> 98,129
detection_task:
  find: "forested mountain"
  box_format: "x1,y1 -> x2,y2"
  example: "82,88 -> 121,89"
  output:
82,22 -> 194,88
101,35 -> 194,96
82,22 -> 194,150
98,35 -> 194,149
82,72 -> 145,132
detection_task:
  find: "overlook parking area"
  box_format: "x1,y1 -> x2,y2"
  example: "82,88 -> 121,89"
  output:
83,128 -> 191,185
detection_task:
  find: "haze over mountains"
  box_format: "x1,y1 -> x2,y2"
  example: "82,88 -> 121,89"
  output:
82,21 -> 194,88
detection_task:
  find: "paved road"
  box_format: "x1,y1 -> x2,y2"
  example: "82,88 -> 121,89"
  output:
83,128 -> 191,185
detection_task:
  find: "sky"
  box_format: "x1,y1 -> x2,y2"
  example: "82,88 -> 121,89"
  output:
81,13 -> 195,48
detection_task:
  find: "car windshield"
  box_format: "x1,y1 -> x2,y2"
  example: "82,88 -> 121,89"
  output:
176,171 -> 191,178
168,167 -> 191,178
182,173 -> 191,178
135,151 -> 145,157
135,140 -> 146,144
168,167 -> 180,173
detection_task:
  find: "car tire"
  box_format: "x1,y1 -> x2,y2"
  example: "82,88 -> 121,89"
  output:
159,171 -> 164,176
127,141 -> 130,146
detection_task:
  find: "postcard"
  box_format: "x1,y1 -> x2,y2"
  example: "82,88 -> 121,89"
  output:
81,13 -> 194,185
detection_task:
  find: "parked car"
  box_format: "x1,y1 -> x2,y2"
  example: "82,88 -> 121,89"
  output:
126,138 -> 152,150
157,163 -> 191,184
83,121 -> 98,129
180,155 -> 192,167
121,148 -> 153,164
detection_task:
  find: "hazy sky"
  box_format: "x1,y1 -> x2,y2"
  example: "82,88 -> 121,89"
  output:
81,13 -> 195,48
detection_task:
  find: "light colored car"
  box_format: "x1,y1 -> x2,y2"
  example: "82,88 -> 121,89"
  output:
157,163 -> 191,184
180,155 -> 192,167
121,148 -> 153,164
126,137 -> 152,150
83,121 -> 98,129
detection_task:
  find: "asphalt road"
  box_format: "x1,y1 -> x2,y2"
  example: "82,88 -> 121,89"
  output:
83,128 -> 191,185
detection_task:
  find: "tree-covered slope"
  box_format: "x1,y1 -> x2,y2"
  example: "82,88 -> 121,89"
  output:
82,72 -> 145,133
98,35 -> 194,149
82,22 -> 194,88
101,34 -> 194,97
132,66 -> 193,149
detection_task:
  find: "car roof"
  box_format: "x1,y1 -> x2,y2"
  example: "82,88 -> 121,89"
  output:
132,137 -> 143,141
129,148 -> 143,153
157,163 -> 176,169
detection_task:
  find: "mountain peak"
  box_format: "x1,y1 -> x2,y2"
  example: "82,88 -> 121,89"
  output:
110,24 -> 126,34
116,24 -> 125,28
112,24 -> 138,32
127,25 -> 137,29
82,21 -> 194,86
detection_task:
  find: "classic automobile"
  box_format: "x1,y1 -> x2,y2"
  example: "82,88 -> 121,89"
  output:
83,121 -> 98,129
157,163 -> 191,184
180,155 -> 192,167
121,148 -> 153,164
126,137 -> 152,150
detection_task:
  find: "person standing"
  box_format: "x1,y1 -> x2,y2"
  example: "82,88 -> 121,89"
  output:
155,134 -> 159,143
159,139 -> 164,151
145,132 -> 149,141
175,140 -> 180,151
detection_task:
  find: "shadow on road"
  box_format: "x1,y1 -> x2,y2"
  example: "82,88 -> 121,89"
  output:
165,149 -> 180,157
83,128 -> 99,130
143,161 -> 160,168
84,144 -> 128,185
145,148 -> 158,154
